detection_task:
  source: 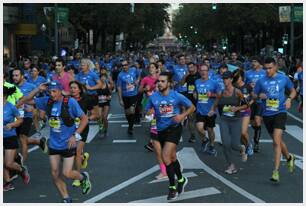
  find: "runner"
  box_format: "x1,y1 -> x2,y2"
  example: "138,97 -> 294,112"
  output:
52,58 -> 74,96
139,63 -> 159,151
297,70 -> 303,112
3,86 -> 30,191
253,57 -> 296,182
245,56 -> 266,153
117,59 -> 140,135
69,80 -> 98,187
210,71 -> 248,174
12,68 -> 48,162
145,71 -> 195,200
232,69 -> 254,161
180,62 -> 200,143
23,81 -> 92,202
97,68 -> 114,137
194,64 -> 221,155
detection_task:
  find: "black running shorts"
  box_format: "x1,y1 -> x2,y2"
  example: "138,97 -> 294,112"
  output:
263,112 -> 287,135
250,102 -> 263,120
157,124 -> 183,146
195,113 -> 216,128
4,136 -> 19,150
49,147 -> 76,158
16,117 -> 33,136
122,95 -> 138,109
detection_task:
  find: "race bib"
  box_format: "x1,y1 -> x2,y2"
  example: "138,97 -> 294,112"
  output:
188,85 -> 195,94
198,93 -> 209,103
126,83 -> 135,92
49,117 -> 61,132
98,95 -> 108,103
223,105 -> 235,117
18,108 -> 25,118
266,99 -> 279,111
159,104 -> 175,117
150,118 -> 157,130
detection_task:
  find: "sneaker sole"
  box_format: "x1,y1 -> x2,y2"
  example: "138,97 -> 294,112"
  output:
82,172 -> 92,195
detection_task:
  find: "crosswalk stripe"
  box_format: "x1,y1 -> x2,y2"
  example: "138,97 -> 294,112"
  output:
285,125 -> 303,143
113,139 -> 137,143
130,187 -> 221,203
149,172 -> 197,184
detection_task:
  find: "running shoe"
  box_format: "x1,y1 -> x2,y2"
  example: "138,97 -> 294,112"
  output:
127,127 -> 133,135
144,142 -> 154,152
270,170 -> 280,182
253,143 -> 260,153
15,153 -> 24,167
287,154 -> 295,173
225,164 -> 238,174
81,152 -> 90,169
241,145 -> 248,162
155,172 -> 168,180
3,182 -> 15,192
72,180 -> 81,187
167,186 -> 178,200
9,170 -> 18,181
206,145 -> 217,156
20,165 -> 30,184
81,172 -> 92,195
200,139 -> 209,153
188,135 -> 196,143
177,176 -> 188,195
39,137 -> 49,154
62,197 -> 72,203
246,143 -> 254,156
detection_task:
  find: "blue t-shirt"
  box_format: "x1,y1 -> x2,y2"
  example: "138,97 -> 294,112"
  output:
298,71 -> 303,96
76,70 -> 100,95
195,79 -> 221,116
27,75 -> 47,87
4,102 -> 20,138
173,64 -> 188,92
254,73 -> 294,116
117,68 -> 139,97
245,68 -> 266,85
212,73 -> 225,91
35,97 -> 85,150
145,90 -> 192,131
17,82 -> 37,118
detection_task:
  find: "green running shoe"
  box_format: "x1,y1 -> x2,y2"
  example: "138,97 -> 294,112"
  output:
287,154 -> 295,173
270,170 -> 280,182
81,172 -> 92,195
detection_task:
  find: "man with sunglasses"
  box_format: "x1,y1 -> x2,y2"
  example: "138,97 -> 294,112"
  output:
117,60 -> 141,135
253,57 -> 296,183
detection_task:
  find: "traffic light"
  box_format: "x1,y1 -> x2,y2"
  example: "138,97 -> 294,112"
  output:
212,3 -> 217,11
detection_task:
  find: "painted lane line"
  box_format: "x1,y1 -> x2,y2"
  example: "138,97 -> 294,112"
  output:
86,125 -> 100,143
214,124 -> 222,144
259,139 -> 273,143
285,125 -> 303,143
287,111 -> 303,123
121,124 -> 142,128
149,172 -> 197,184
113,140 -> 137,143
178,147 -> 265,203
130,187 -> 221,203
107,113 -> 112,119
84,165 -> 159,203
109,120 -> 149,123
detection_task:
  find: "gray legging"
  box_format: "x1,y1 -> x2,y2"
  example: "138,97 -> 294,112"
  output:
220,116 -> 242,165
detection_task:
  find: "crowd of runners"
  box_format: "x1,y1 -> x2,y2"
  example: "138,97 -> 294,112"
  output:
3,50 -> 303,202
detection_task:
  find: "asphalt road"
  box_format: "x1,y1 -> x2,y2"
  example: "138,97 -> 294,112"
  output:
3,94 -> 303,203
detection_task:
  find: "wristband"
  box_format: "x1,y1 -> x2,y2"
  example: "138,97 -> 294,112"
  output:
74,132 -> 82,141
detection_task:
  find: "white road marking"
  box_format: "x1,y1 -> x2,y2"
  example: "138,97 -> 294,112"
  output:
149,172 -> 197,184
86,125 -> 100,143
177,147 -> 265,203
281,153 -> 303,170
84,165 -> 159,203
121,124 -> 142,128
259,139 -> 273,143
113,139 -> 137,143
214,124 -> 222,144
107,113 -> 112,119
285,125 -> 303,143
287,111 -> 303,123
130,187 -> 221,203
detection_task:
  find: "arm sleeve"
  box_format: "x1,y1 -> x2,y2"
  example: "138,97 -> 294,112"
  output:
144,96 -> 154,113
12,104 -> 21,118
34,97 -> 48,111
253,79 -> 261,95
69,98 -> 85,118
177,92 -> 192,107
285,76 -> 294,90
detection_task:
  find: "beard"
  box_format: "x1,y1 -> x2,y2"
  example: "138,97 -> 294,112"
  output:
158,86 -> 167,93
